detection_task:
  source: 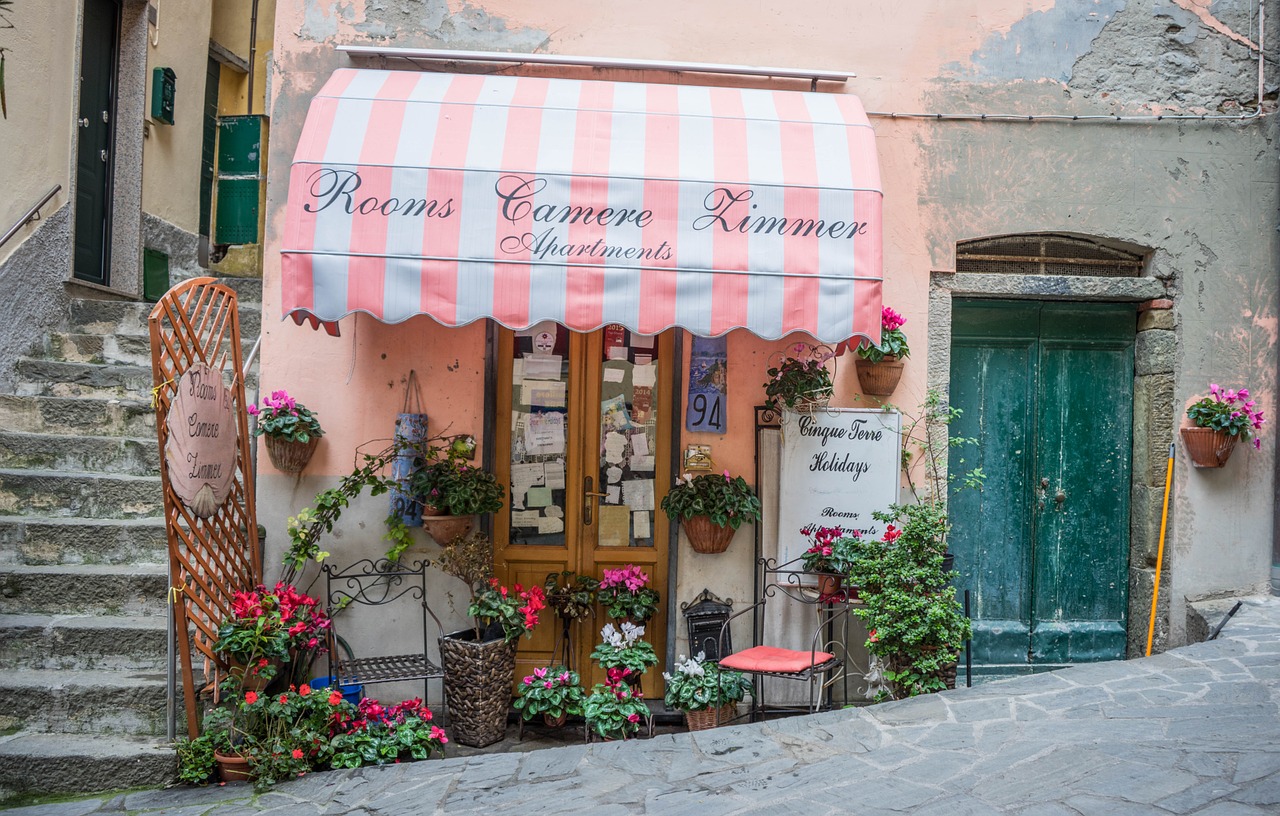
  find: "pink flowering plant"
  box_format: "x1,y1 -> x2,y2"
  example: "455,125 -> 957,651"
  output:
582,669 -> 649,739
1187,383 -> 1266,450
764,342 -> 835,411
596,564 -> 661,622
247,389 -> 324,443
513,665 -> 586,722
799,525 -> 863,575
328,696 -> 448,768
660,471 -> 762,530
857,306 -> 911,363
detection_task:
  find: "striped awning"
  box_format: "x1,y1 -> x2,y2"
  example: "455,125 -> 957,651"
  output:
282,69 -> 883,343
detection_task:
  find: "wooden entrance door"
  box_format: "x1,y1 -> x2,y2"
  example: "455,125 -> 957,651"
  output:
74,0 -> 120,285
494,325 -> 672,697
948,300 -> 1134,676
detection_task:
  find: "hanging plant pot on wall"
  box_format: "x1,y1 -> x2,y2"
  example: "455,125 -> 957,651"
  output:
682,515 -> 736,555
265,435 -> 319,474
1181,427 -> 1238,468
421,514 -> 474,544
855,355 -> 905,397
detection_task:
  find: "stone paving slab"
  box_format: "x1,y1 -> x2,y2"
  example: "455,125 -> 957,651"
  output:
6,595 -> 1280,815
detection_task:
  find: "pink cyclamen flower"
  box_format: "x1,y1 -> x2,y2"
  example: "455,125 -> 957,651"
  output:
246,403 -> 259,416
627,713 -> 641,723
544,681 -> 553,689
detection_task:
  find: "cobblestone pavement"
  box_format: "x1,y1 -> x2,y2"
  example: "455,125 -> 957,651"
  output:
8,596 -> 1280,815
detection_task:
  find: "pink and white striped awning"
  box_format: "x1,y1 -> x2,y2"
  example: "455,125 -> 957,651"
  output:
282,69 -> 883,343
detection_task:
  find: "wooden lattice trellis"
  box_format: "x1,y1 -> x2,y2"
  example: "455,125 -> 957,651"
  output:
148,277 -> 261,736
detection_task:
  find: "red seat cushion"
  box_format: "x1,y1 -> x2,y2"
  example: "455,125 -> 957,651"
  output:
719,645 -> 836,674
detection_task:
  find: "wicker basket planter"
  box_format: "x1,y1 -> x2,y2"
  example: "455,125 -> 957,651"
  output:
440,630 -> 517,748
855,355 -> 905,397
682,515 -> 735,554
683,703 -> 737,731
1181,427 -> 1238,468
264,434 -> 319,474
422,514 -> 474,544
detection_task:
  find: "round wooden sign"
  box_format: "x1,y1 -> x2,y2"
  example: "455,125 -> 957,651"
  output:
164,362 -> 238,519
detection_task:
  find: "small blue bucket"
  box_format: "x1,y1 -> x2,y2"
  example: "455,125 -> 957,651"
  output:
311,675 -> 363,706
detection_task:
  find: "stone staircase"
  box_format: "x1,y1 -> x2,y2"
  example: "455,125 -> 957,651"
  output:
0,278 -> 262,802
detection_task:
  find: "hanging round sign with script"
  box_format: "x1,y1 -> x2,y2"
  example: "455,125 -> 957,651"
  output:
164,362 -> 238,519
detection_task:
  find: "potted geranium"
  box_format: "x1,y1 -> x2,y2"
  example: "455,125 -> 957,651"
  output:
1183,382 -> 1266,467
660,471 -> 762,554
215,583 -> 330,691
596,564 -> 660,623
248,389 -> 324,474
409,442 -> 505,542
799,525 -> 863,596
662,652 -> 751,731
764,343 -> 834,413
435,531 -> 546,747
590,622 -> 659,684
583,669 -> 649,740
855,306 -> 910,397
513,665 -> 586,728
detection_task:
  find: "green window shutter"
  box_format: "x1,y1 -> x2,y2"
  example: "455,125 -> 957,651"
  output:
143,248 -> 170,302
214,114 -> 264,245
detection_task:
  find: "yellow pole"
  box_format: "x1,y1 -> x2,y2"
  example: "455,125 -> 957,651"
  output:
1146,443 -> 1175,657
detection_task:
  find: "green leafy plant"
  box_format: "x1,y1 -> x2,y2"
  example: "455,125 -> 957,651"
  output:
799,525 -> 863,575
764,344 -> 835,412
660,471 -> 762,529
328,696 -> 448,768
468,577 -> 547,643
595,564 -> 660,622
590,622 -> 659,676
582,671 -> 648,739
846,504 -> 970,699
513,665 -> 586,722
662,653 -> 751,712
856,306 -> 911,363
214,583 -> 330,689
248,389 -> 324,443
1187,382 -> 1266,450
409,446 -> 505,516
544,571 -> 598,622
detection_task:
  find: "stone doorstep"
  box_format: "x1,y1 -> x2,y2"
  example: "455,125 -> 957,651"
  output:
0,564 -> 168,616
0,430 -> 160,477
0,469 -> 163,520
0,517 -> 169,566
0,732 -> 176,801
0,395 -> 156,437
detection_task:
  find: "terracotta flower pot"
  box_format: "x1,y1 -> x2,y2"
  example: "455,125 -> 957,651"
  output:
683,515 -> 735,554
1181,427 -> 1238,468
422,514 -> 474,543
214,750 -> 252,783
264,434 -> 319,474
815,572 -> 843,597
543,711 -> 568,728
856,355 -> 905,397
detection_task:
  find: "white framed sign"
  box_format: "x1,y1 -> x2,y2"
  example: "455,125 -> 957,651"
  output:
776,408 -> 901,564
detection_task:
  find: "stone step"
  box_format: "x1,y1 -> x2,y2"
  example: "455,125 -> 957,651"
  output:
71,295 -> 262,340
0,614 -> 168,671
46,331 -> 258,369
0,668 -> 168,735
0,733 -> 176,802
0,564 -> 168,614
0,430 -> 159,476
13,358 -> 156,400
0,516 -> 169,565
0,469 -> 162,519
0,394 -> 156,436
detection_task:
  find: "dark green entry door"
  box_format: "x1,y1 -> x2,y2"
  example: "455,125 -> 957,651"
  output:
74,0 -> 120,285
948,300 -> 1135,674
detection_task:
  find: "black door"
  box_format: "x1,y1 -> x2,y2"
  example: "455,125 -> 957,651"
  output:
74,0 -> 120,285
199,56 -> 220,240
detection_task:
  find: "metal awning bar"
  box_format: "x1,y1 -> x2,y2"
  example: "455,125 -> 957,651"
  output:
337,45 -> 851,85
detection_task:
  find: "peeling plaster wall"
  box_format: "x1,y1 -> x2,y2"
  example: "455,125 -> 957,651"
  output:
261,0 -> 1278,656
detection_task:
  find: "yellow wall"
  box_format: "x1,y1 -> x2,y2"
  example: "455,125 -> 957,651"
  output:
211,0 -> 276,117
141,0 -> 214,232
0,2 -> 76,256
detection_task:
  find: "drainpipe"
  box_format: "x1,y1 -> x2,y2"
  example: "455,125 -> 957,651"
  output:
246,0 -> 259,115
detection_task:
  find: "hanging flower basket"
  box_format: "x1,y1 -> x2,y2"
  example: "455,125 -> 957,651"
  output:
422,514 -> 474,543
855,355 -> 905,397
684,703 -> 737,732
264,434 -> 319,474
439,629 -> 518,748
1181,427 -> 1238,468
683,515 -> 736,554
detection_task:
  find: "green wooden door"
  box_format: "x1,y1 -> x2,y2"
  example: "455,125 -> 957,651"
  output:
949,300 -> 1134,674
74,0 -> 120,285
